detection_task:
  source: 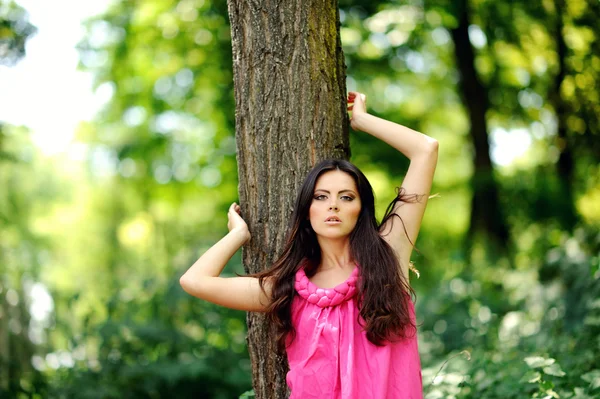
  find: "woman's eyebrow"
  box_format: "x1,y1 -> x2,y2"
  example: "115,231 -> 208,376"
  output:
314,189 -> 357,194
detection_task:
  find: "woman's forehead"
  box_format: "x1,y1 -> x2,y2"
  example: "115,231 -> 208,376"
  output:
314,170 -> 358,191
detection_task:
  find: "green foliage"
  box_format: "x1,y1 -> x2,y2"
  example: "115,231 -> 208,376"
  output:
0,124 -> 56,396
46,292 -> 252,398
2,0 -> 599,398
420,224 -> 600,399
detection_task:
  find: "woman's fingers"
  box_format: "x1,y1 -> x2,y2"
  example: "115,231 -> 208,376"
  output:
348,92 -> 367,116
347,92 -> 366,106
347,93 -> 356,111
227,203 -> 251,242
228,202 -> 245,233
228,203 -> 239,221
228,203 -> 247,225
229,202 -> 242,214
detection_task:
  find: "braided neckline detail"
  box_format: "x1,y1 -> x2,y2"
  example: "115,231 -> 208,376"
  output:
295,267 -> 359,308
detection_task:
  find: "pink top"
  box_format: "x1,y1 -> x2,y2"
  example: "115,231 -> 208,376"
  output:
286,266 -> 423,399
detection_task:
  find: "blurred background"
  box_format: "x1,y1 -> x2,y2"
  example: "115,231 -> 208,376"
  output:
1,0 -> 598,398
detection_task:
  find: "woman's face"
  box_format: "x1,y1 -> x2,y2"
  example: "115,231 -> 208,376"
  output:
309,170 -> 362,240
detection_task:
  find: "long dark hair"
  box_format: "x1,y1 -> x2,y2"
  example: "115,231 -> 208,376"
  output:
255,159 -> 417,349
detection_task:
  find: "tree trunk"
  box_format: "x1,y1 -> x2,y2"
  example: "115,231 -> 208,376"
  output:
449,0 -> 510,253
549,0 -> 578,230
226,1 -> 349,398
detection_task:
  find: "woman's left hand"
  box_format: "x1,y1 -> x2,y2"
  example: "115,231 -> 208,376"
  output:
347,91 -> 367,130
227,202 -> 251,243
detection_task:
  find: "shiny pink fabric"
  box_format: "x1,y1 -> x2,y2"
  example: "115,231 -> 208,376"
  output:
286,267 -> 422,399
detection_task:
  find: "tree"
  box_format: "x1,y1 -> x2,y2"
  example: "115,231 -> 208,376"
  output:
226,1 -> 349,397
0,124 -> 51,397
0,3 -> 43,395
448,0 -> 510,254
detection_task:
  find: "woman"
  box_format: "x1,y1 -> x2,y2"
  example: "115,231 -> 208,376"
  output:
180,92 -> 438,398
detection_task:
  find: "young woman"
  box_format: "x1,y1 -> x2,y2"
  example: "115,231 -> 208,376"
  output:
180,92 -> 438,398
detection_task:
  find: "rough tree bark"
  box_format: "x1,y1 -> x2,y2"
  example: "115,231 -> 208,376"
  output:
450,0 -> 510,253
226,1 -> 349,397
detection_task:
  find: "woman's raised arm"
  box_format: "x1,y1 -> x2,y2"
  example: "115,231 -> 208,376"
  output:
179,203 -> 271,312
348,92 -> 438,276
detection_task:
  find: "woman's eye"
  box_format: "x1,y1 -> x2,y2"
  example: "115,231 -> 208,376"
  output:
341,196 -> 354,201
314,195 -> 326,200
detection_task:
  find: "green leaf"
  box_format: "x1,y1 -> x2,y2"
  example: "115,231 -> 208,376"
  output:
520,370 -> 542,384
543,363 -> 566,377
581,370 -> 600,390
525,356 -> 556,369
570,387 -> 593,399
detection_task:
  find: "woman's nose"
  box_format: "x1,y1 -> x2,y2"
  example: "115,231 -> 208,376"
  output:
329,203 -> 339,211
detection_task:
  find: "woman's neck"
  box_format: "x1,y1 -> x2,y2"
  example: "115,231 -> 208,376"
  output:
316,237 -> 354,271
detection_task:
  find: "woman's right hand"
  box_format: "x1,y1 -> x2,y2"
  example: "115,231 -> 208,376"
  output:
348,91 -> 368,131
227,202 -> 251,243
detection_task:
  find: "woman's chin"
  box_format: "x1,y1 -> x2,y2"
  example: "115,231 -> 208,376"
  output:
315,231 -> 352,240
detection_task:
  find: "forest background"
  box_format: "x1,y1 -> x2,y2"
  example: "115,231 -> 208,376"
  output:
1,0 -> 599,398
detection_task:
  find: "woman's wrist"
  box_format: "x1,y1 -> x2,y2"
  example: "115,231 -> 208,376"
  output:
229,226 -> 251,244
350,112 -> 370,132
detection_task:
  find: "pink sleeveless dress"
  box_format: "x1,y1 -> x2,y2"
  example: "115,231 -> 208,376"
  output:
286,266 -> 423,399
